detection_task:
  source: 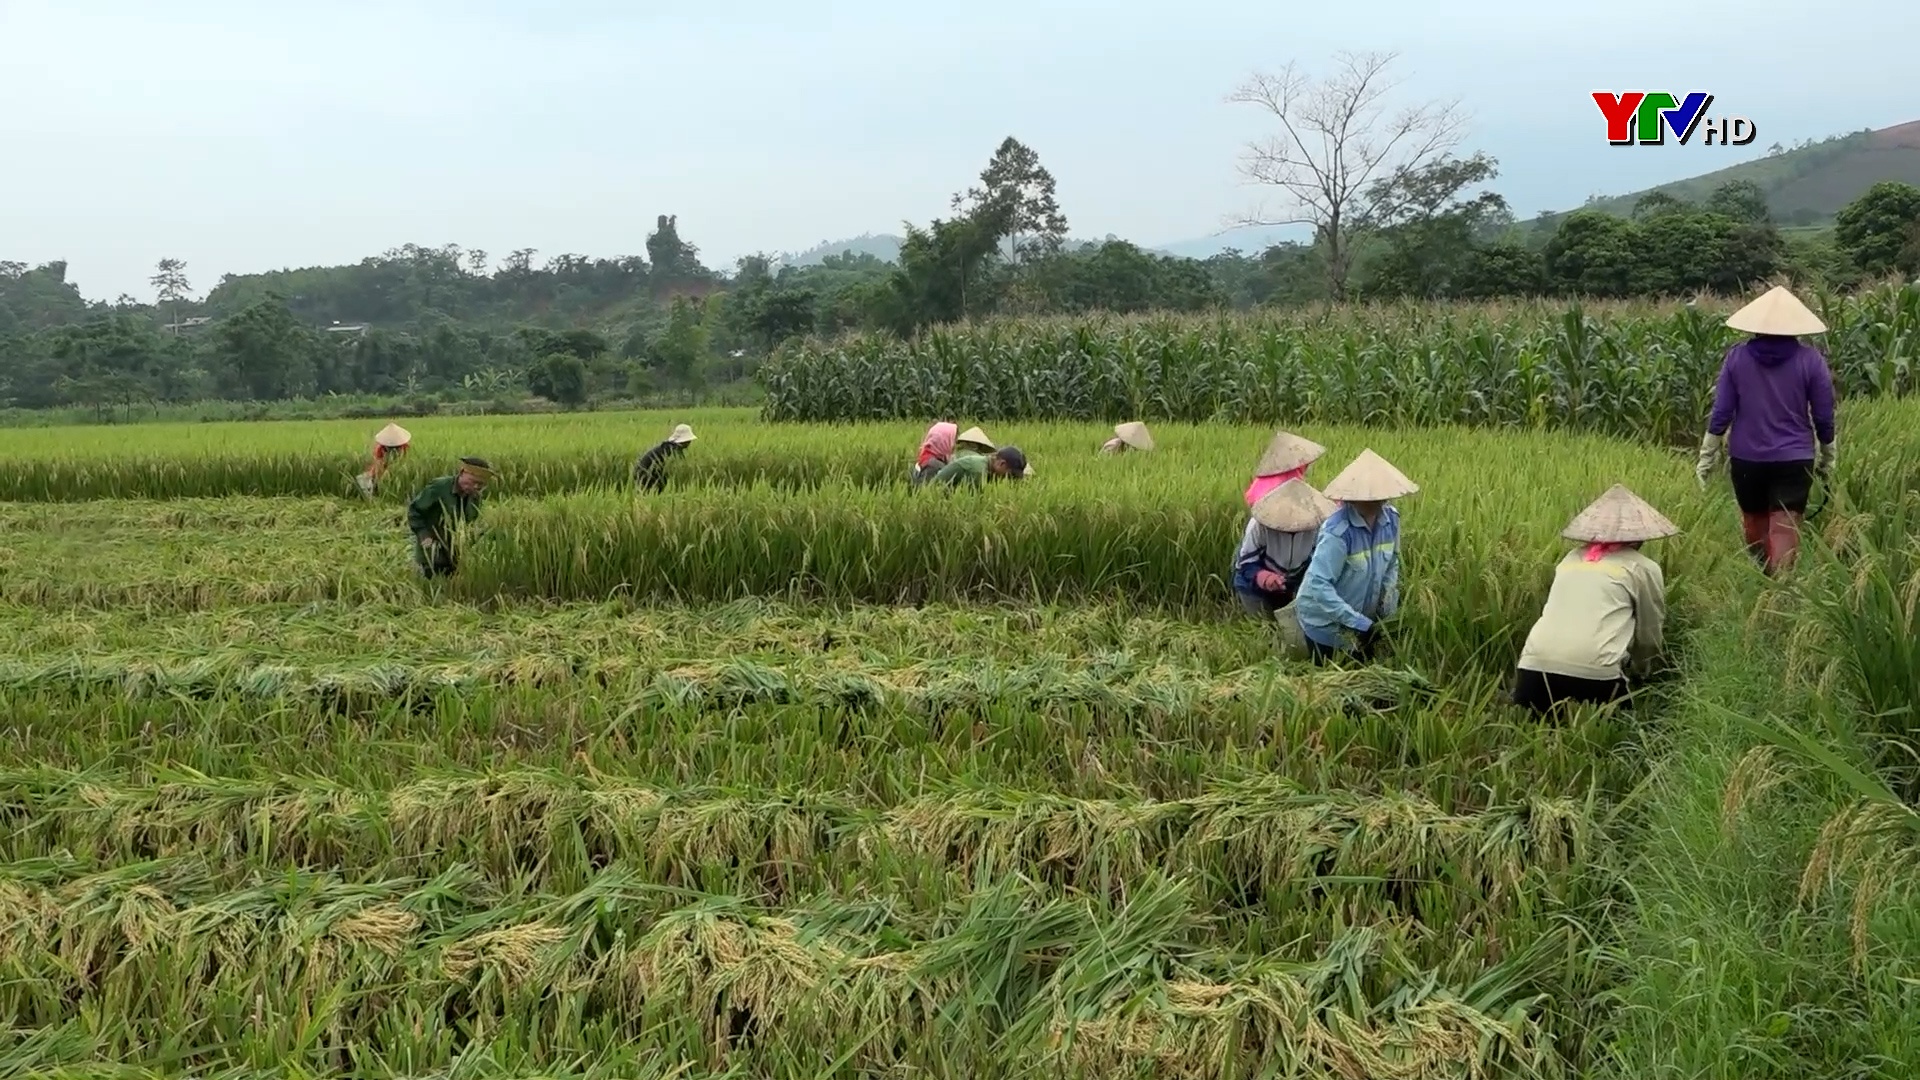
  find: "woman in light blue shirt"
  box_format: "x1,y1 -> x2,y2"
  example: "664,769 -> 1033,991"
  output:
1294,449 -> 1417,663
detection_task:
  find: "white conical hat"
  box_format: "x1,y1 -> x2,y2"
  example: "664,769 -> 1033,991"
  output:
1255,429 -> 1326,476
668,424 -> 697,443
1561,484 -> 1679,543
1321,449 -> 1417,501
1113,421 -> 1154,451
373,423 -> 411,448
1252,478 -> 1337,532
957,426 -> 996,450
1725,285 -> 1826,336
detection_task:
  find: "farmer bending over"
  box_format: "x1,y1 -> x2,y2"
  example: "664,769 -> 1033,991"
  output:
635,424 -> 698,493
1511,484 -> 1673,714
1101,421 -> 1154,454
409,456 -> 492,577
933,426 -> 1030,486
1244,429 -> 1327,507
1232,477 -> 1334,618
1295,449 -> 1415,664
356,422 -> 411,498
910,422 -> 958,486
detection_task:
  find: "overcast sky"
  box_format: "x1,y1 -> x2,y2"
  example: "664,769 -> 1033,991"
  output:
2,0 -> 1913,301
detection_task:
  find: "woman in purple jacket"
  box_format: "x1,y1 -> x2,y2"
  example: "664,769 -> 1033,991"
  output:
1695,286 -> 1837,575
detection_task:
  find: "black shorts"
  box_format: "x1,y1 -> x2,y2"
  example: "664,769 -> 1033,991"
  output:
1729,457 -> 1813,514
1511,668 -> 1627,714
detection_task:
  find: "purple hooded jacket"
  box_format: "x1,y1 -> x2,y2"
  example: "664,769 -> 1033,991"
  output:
1706,335 -> 1836,462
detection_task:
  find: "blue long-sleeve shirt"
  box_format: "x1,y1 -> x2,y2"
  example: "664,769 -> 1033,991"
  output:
1295,503 -> 1400,647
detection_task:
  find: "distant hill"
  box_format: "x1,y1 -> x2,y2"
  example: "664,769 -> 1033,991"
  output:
1577,120 -> 1920,224
774,230 -> 1245,268
1147,224 -> 1311,260
777,234 -> 903,267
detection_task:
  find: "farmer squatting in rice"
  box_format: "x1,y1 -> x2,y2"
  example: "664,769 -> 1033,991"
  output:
1510,484 -> 1674,714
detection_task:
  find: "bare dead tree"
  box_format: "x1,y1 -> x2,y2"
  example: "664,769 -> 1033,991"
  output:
1228,51 -> 1466,300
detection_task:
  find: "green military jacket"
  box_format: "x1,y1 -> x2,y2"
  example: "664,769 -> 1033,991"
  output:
408,476 -> 481,542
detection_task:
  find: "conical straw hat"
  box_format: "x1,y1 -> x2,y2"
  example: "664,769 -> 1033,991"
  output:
1255,430 -> 1326,476
374,423 -> 411,448
668,424 -> 697,443
1252,478 -> 1337,532
957,426 -> 996,451
1561,484 -> 1679,543
1114,421 -> 1154,451
1725,285 -> 1826,335
1321,449 -> 1418,501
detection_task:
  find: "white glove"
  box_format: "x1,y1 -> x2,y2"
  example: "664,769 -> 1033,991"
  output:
1815,439 -> 1836,481
1695,433 -> 1727,489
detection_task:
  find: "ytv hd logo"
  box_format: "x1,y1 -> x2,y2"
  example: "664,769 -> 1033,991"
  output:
1592,92 -> 1756,146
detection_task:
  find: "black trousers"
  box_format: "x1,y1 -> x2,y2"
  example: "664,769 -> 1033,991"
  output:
1510,668 -> 1627,714
1730,457 -> 1813,514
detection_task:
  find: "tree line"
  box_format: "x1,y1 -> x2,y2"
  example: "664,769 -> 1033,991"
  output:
3,55 -> 1917,418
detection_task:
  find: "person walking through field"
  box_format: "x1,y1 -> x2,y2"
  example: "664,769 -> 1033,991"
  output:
1295,449 -> 1415,664
910,422 -> 958,486
1232,477 -> 1334,619
931,426 -> 1030,487
356,423 -> 411,498
1100,421 -> 1155,454
1694,285 -> 1837,575
1244,429 -> 1327,507
1511,484 -> 1675,714
634,424 -> 697,493
408,457 -> 492,577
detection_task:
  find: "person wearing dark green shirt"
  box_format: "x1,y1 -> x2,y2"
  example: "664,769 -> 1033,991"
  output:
933,445 -> 1029,487
408,457 -> 492,576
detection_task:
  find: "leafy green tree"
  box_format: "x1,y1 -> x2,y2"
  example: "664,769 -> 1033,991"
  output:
1358,153 -> 1509,299
209,296 -> 318,399
150,258 -> 192,334
647,215 -> 707,292
1454,241 -> 1546,298
648,297 -> 710,385
954,137 -> 1069,262
1706,180 -> 1772,224
1835,181 -> 1920,277
1543,211 -> 1642,297
527,352 -> 588,407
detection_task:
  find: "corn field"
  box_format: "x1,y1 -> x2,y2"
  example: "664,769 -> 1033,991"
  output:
760,284 -> 1920,438
3,382 -> 1919,1074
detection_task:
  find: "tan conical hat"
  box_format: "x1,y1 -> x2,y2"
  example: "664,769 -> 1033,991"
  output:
957,426 -> 995,450
668,423 -> 697,443
1114,421 -> 1154,451
1252,478 -> 1337,532
374,423 -> 411,448
1561,484 -> 1679,543
1321,449 -> 1417,501
1255,429 -> 1326,476
1725,285 -> 1826,336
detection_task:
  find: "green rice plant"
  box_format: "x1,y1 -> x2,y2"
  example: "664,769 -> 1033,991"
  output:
760,282 -> 1920,432
0,679 -> 1628,810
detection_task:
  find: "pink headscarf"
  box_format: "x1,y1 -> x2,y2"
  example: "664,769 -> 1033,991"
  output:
1583,542 -> 1626,562
918,422 -> 957,468
1244,465 -> 1307,507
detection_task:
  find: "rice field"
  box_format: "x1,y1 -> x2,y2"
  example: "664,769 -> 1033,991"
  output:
3,395 -> 1918,1078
